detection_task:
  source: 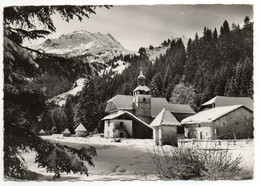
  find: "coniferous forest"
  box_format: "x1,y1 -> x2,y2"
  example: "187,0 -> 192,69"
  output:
95,17 -> 253,112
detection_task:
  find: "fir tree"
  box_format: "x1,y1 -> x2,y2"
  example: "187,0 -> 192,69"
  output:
4,5 -> 110,179
150,73 -> 163,97
77,78 -> 100,132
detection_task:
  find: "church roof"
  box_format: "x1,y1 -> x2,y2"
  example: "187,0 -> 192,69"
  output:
150,108 -> 181,127
75,124 -> 87,132
133,85 -> 151,92
181,105 -> 249,124
167,103 -> 196,114
201,96 -> 253,111
105,95 -> 195,116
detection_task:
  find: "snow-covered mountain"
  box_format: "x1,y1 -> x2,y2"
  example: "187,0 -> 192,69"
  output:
36,30 -> 130,64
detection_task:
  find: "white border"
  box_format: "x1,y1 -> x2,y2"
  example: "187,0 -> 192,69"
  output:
0,1 -> 259,186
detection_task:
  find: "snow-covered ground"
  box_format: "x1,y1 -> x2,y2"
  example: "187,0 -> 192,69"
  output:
20,135 -> 254,181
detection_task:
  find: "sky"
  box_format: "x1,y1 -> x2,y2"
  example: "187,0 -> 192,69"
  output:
24,4 -> 253,51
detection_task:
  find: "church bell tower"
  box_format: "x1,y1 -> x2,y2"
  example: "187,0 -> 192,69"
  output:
133,68 -> 152,124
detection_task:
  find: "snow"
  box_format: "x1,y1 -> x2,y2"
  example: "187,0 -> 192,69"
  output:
182,105 -> 243,124
75,124 -> 87,132
99,60 -> 130,75
146,46 -> 169,63
21,135 -> 254,181
48,78 -> 86,106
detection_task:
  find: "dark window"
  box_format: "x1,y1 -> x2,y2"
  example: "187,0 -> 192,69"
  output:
107,120 -> 110,127
245,116 -> 247,119
223,122 -> 225,126
199,124 -> 201,127
143,98 -> 146,102
236,122 -> 239,125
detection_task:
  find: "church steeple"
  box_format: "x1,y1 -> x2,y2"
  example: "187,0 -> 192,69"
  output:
133,67 -> 151,96
137,67 -> 146,86
133,67 -> 152,124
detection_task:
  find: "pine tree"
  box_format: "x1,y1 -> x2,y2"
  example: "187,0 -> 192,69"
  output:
64,95 -> 75,133
77,78 -> 100,132
150,73 -> 163,97
4,5 -> 110,179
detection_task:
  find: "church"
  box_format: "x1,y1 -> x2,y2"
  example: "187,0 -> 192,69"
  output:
102,68 -> 195,139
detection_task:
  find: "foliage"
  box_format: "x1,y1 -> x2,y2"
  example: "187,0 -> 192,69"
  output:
3,5 -> 110,179
170,82 -> 198,111
4,124 -> 96,179
149,145 -> 242,180
95,17 -> 253,110
76,77 -> 101,132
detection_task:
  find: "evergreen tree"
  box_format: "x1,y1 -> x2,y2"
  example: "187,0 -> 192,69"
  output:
4,5 -> 110,179
150,73 -> 163,97
213,28 -> 218,43
64,95 -> 75,133
77,78 -> 100,132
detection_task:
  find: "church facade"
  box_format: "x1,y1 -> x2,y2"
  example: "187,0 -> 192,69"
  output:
102,68 -> 195,139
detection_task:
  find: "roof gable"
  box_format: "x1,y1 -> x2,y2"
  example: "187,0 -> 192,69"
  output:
75,124 -> 87,131
102,110 -> 151,128
150,108 -> 181,127
181,105 -> 248,124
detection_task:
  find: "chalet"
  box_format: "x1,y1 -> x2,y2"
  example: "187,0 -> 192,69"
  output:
181,105 -> 253,139
102,68 -> 195,139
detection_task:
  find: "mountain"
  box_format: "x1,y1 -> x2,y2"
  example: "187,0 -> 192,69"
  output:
36,30 -> 130,64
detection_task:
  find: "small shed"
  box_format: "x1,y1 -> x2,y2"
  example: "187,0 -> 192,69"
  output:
150,108 -> 181,146
63,128 -> 71,137
39,129 -> 46,136
75,124 -> 87,137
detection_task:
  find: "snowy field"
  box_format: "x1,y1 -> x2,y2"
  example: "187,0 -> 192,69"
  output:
21,135 -> 254,181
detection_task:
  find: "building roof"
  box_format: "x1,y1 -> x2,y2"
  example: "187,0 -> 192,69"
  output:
63,128 -> 71,134
181,105 -> 248,124
75,124 -> 87,132
133,85 -> 151,92
102,110 -> 151,128
105,95 -> 195,116
150,108 -> 181,127
201,96 -> 253,111
105,95 -> 134,113
39,129 -> 45,134
166,103 -> 196,114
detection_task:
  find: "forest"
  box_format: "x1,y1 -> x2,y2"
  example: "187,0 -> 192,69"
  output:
95,17 -> 253,110
43,16 -> 253,135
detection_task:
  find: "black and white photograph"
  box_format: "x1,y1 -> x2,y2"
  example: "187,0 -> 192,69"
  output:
1,0 -> 258,183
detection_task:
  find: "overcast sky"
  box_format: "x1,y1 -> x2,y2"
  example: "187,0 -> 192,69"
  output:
26,5 -> 253,51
